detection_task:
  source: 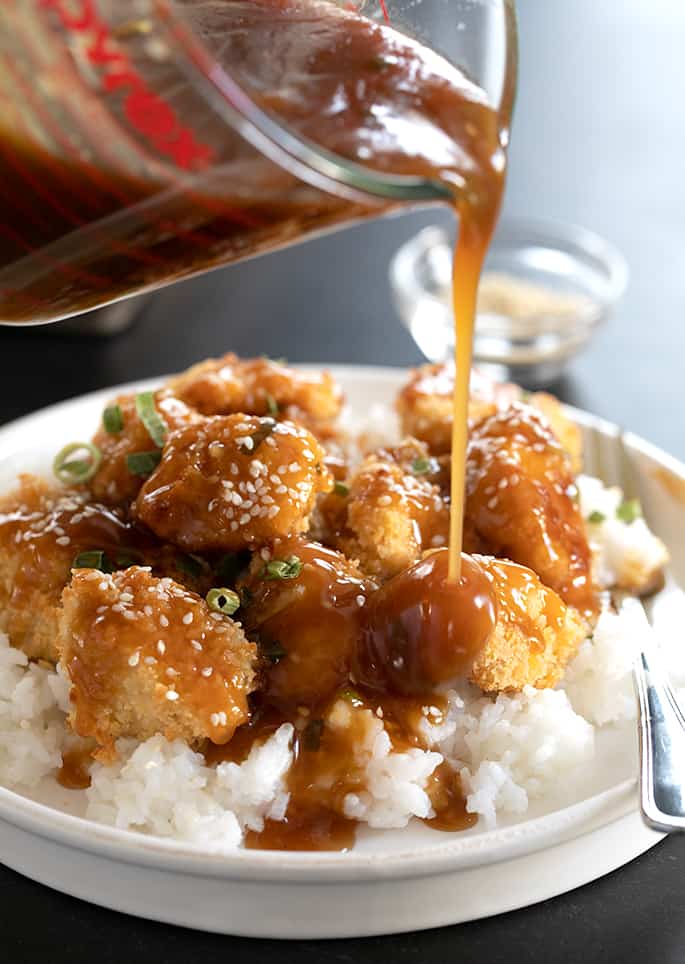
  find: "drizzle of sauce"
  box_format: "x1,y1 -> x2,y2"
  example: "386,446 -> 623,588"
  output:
424,762 -> 477,832
241,536 -> 374,712
209,690 -> 474,851
57,747 -> 92,789
356,550 -> 497,695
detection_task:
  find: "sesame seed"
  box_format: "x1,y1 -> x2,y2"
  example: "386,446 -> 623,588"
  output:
356,594 -> 365,607
201,666 -> 213,677
56,536 -> 70,546
166,667 -> 179,677
165,690 -> 179,701
157,640 -> 166,655
128,651 -> 140,667
191,640 -> 203,651
144,656 -> 157,665
159,614 -> 169,627
182,612 -> 193,625
377,494 -> 392,506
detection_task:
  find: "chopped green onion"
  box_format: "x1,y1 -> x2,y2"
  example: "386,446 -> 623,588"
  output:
587,510 -> 606,525
265,393 -> 279,417
260,638 -> 287,664
135,391 -> 167,448
246,418 -> 276,451
616,499 -> 642,524
53,442 -> 102,485
72,550 -> 107,571
262,555 -> 302,581
333,481 -> 349,497
206,587 -> 240,616
102,404 -> 123,434
411,456 -> 434,476
72,549 -> 141,573
126,450 -> 161,477
176,553 -> 205,580
302,718 -> 324,752
339,687 -> 364,707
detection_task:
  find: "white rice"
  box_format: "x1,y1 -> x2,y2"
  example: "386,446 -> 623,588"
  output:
0,453 -> 680,849
577,473 -> 669,590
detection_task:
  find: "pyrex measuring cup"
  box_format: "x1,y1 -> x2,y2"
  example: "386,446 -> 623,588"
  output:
0,0 -> 517,325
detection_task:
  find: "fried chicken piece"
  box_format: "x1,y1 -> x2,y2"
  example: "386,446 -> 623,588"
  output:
58,567 -> 257,759
239,536 -> 374,710
167,354 -> 343,436
135,415 -> 333,552
0,476 -> 156,662
396,363 -> 520,455
0,475 -> 219,663
320,438 -> 449,580
465,405 -> 597,617
526,391 -> 582,474
470,554 -> 587,691
396,362 -> 582,470
356,548 -> 586,696
90,390 -> 198,505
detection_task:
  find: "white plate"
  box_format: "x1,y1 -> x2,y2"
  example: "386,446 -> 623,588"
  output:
0,364 -> 683,939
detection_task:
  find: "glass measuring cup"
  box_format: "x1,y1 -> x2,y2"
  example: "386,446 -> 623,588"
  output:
0,0 -> 517,325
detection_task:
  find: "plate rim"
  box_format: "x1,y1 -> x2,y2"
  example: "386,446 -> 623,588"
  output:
1,363 -> 682,883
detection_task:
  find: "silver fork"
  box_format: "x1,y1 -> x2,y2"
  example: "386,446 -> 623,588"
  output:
582,417 -> 685,832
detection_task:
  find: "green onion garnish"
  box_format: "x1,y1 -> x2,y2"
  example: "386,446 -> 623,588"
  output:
265,393 -> 279,417
411,457 -> 434,476
53,442 -> 102,485
333,481 -> 349,497
616,499 -> 642,524
72,550 -> 108,571
135,391 -> 167,449
126,450 -> 161,477
245,418 -> 276,452
72,549 -> 140,573
302,719 -> 324,752
262,555 -> 302,580
587,510 -> 606,524
206,587 -> 240,616
102,404 -> 123,435
260,639 -> 287,664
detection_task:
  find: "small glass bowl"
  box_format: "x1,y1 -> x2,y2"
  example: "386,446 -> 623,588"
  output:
390,217 -> 628,386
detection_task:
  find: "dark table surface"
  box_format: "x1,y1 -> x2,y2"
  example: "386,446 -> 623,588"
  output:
1,2 -> 685,962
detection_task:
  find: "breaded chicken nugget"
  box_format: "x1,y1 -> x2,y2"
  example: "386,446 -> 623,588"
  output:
91,390 -> 198,505
322,439 -> 449,580
168,354 -> 343,435
135,415 -> 333,552
396,362 -> 582,469
239,536 -> 374,710
469,554 -> 587,692
0,476 -> 146,662
58,567 -> 257,759
465,405 -> 597,617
